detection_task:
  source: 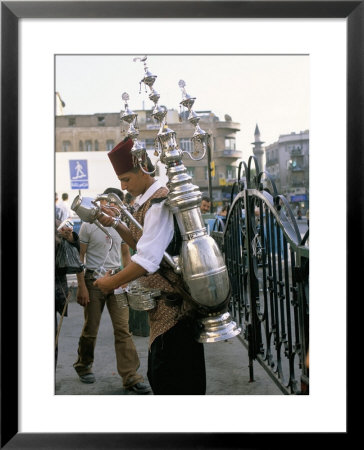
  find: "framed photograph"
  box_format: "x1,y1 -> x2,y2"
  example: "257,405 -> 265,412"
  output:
2,1 -> 360,447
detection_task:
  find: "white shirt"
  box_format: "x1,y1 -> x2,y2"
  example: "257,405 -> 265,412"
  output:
131,179 -> 174,274
58,200 -> 71,219
79,222 -> 124,270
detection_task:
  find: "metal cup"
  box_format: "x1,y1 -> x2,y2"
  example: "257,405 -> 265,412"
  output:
57,219 -> 74,231
126,280 -> 161,311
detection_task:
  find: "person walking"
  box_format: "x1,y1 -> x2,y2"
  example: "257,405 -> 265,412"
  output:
73,187 -> 151,394
94,138 -> 206,395
58,193 -> 72,219
55,218 -> 80,366
55,192 -> 68,221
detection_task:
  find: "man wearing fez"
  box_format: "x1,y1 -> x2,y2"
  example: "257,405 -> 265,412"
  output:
94,137 -> 206,395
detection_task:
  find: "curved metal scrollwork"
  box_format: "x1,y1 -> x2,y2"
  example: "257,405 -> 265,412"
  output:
217,158 -> 309,394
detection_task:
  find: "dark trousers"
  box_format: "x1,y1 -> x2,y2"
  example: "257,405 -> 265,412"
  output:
147,320 -> 206,395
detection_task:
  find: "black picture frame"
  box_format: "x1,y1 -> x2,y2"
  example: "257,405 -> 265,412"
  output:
1,1 -> 359,448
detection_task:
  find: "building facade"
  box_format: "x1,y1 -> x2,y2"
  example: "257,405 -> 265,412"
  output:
55,109 -> 241,207
264,130 -> 309,212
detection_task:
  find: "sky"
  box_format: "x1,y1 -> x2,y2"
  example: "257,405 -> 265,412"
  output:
55,54 -> 309,163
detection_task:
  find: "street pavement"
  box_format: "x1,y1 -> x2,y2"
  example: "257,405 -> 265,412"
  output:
55,286 -> 283,396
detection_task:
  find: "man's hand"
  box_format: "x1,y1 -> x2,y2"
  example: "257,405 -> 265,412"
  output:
58,227 -> 74,242
76,284 -> 90,306
94,262 -> 147,294
97,206 -> 117,228
98,207 -> 137,250
93,270 -> 115,294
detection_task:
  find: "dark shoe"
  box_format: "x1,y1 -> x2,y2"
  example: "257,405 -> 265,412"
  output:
79,373 -> 96,384
127,382 -> 152,394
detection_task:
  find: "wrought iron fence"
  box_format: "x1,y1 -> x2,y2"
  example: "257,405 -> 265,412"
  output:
211,157 -> 309,395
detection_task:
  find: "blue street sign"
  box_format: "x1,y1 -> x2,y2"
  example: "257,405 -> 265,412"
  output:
291,194 -> 307,202
69,160 -> 89,189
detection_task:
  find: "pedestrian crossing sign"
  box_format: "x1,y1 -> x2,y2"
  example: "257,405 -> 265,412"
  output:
69,160 -> 89,189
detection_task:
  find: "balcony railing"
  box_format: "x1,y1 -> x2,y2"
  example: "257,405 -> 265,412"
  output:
290,148 -> 303,156
265,158 -> 279,166
214,149 -> 242,158
214,121 -> 241,131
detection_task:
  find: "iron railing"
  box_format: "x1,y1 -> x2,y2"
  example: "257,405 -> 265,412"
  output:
211,157 -> 309,394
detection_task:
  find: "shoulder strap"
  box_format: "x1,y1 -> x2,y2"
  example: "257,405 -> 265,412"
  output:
150,196 -> 167,205
166,215 -> 182,257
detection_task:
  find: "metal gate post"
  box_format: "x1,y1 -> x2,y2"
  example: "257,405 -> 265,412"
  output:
243,188 -> 263,381
295,249 -> 309,394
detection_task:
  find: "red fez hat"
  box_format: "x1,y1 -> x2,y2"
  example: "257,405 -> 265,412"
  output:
108,137 -> 135,177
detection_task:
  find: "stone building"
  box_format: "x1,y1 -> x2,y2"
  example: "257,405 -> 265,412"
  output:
264,130 -> 309,211
55,109 -> 241,206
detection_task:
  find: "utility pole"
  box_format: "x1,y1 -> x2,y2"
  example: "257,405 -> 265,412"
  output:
207,134 -> 213,212
55,92 -> 66,115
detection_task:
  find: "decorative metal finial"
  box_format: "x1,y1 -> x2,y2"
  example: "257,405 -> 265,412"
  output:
120,72 -> 157,175
178,80 -> 207,161
133,56 -> 148,63
134,55 -> 157,92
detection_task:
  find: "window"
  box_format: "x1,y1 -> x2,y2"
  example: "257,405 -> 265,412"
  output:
62,140 -> 71,152
225,137 -> 236,150
85,140 -> 92,152
186,167 -> 195,178
106,140 -> 115,151
97,116 -> 105,126
226,165 -> 236,180
79,141 -> 83,151
94,140 -> 99,151
68,117 -> 75,126
180,138 -> 192,152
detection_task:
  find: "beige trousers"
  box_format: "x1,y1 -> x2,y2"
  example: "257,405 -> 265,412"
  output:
73,276 -> 144,388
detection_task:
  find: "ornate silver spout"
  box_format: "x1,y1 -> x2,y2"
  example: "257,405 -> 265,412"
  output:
70,194 -> 113,250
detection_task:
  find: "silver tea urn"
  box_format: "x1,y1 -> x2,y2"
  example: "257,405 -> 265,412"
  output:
122,56 -> 241,343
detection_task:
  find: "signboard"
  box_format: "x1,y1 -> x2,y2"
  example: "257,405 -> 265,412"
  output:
290,194 -> 307,202
69,159 -> 89,189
